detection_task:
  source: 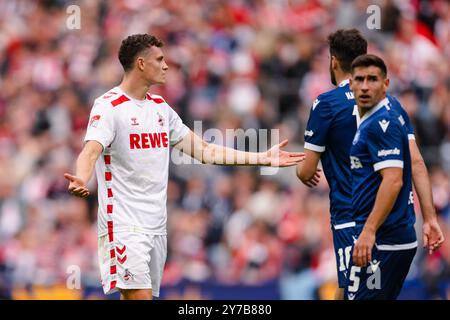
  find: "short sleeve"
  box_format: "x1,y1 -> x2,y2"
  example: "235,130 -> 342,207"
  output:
366,118 -> 405,172
303,96 -> 333,152
84,100 -> 115,150
168,106 -> 189,146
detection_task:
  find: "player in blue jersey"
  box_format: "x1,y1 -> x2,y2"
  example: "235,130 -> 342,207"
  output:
345,54 -> 419,299
296,29 -> 444,300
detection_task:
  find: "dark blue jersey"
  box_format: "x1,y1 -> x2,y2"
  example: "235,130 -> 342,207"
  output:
304,80 -> 415,227
350,97 -> 417,246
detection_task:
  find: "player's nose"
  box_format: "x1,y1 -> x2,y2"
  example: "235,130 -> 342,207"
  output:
361,79 -> 369,90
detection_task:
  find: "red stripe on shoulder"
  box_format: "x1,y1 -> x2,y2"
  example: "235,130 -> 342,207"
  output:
152,98 -> 165,104
147,93 -> 165,104
111,95 -> 130,107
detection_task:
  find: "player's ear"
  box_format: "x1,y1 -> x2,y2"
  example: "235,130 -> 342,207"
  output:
136,56 -> 145,71
349,77 -> 353,90
384,77 -> 389,90
331,56 -> 338,70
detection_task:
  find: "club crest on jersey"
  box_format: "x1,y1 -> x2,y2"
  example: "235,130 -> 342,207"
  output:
378,119 -> 390,133
157,112 -> 165,126
89,115 -> 101,127
131,117 -> 139,126
350,156 -> 363,169
123,269 -> 135,282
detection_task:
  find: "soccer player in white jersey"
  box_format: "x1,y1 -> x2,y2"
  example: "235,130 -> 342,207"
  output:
64,34 -> 305,300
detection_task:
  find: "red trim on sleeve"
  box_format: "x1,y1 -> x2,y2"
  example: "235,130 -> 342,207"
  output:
105,172 -> 112,181
104,155 -> 111,164
107,204 -> 113,214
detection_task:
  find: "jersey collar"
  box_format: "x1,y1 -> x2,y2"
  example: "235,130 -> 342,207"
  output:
116,86 -> 147,107
338,79 -> 350,87
359,97 -> 389,125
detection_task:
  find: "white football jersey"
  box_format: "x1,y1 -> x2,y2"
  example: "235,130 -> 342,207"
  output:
84,86 -> 189,237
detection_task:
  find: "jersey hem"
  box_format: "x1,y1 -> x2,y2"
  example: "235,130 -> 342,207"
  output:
373,159 -> 403,171
375,241 -> 418,251
304,142 -> 325,152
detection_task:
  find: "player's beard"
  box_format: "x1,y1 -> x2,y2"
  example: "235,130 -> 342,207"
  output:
329,61 -> 337,86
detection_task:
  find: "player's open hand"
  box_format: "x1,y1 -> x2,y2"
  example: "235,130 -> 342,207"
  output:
64,173 -> 90,198
265,139 -> 305,167
353,228 -> 376,267
423,217 -> 445,254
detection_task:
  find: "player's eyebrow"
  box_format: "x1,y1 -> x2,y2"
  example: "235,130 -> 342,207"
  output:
367,75 -> 378,81
156,55 -> 164,61
354,75 -> 365,81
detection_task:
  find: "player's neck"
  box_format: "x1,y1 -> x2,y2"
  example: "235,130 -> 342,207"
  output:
119,73 -> 150,101
335,72 -> 351,87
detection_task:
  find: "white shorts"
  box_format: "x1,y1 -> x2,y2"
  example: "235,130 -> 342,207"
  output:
98,231 -> 167,297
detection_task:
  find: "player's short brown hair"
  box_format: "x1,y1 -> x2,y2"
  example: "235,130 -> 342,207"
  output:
118,34 -> 164,72
351,54 -> 387,78
328,29 -> 367,73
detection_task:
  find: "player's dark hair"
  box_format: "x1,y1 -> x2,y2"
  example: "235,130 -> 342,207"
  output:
118,34 -> 164,72
351,54 -> 387,78
328,29 -> 367,73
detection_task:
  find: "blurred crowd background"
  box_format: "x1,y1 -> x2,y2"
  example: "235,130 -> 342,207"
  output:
0,0 -> 449,300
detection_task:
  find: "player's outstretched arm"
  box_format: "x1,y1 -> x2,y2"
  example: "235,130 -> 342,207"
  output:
354,167 -> 403,267
173,130 -> 305,167
64,140 -> 103,198
296,149 -> 322,187
409,140 -> 445,254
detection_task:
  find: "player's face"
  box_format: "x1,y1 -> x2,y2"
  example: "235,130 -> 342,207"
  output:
138,46 -> 169,85
350,66 -> 389,109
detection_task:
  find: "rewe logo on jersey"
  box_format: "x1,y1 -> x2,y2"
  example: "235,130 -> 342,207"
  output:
312,99 -> 320,110
130,132 -> 169,149
378,119 -> 390,132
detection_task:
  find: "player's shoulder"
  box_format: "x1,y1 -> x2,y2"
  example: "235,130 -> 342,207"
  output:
317,85 -> 352,106
310,88 -> 338,113
94,88 -> 130,108
316,86 -> 339,101
367,107 -> 403,136
146,93 -> 168,105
